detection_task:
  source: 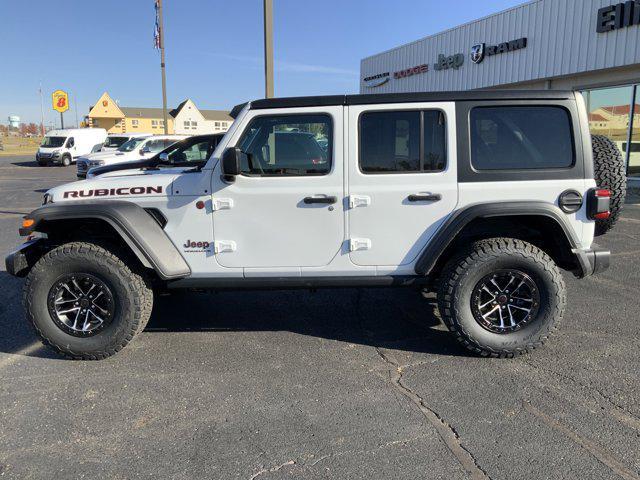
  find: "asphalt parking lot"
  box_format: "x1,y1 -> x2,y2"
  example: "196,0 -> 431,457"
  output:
1,155 -> 639,479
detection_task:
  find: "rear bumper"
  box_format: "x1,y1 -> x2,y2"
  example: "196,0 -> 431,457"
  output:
574,244 -> 610,278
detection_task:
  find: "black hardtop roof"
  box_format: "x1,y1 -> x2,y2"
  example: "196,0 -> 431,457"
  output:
230,90 -> 575,116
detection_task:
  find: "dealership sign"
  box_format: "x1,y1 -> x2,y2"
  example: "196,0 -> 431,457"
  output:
597,1 -> 640,33
394,63 -> 428,79
434,53 -> 464,71
470,37 -> 528,64
363,72 -> 390,88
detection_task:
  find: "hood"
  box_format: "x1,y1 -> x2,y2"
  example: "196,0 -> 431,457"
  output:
45,171 -> 180,202
94,165 -> 193,179
79,150 -> 128,161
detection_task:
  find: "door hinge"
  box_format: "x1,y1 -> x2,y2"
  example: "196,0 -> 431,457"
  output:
212,198 -> 234,210
348,195 -> 371,209
214,240 -> 237,254
349,238 -> 372,252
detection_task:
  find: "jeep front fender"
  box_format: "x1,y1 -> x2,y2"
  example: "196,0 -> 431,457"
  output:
20,201 -> 191,280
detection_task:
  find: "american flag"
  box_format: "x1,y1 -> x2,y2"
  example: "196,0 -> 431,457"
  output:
154,0 -> 161,49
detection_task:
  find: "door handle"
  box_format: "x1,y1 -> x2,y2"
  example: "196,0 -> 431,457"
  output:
303,195 -> 337,205
408,193 -> 442,202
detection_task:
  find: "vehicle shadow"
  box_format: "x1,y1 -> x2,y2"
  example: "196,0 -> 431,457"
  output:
0,271 -> 59,359
0,272 -> 468,359
146,287 -> 469,357
11,161 -> 41,168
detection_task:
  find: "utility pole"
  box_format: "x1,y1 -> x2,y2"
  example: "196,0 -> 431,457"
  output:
39,82 -> 45,136
263,0 -> 274,98
157,0 -> 169,134
73,93 -> 79,128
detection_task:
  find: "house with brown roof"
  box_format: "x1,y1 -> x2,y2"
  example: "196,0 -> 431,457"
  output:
588,104 -> 640,132
87,92 -> 231,135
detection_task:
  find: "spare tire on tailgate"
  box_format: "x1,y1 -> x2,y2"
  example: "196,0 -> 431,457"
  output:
591,135 -> 627,236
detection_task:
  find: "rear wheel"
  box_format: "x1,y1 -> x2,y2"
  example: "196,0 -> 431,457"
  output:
592,135 -> 626,236
24,242 -> 153,360
437,238 -> 566,357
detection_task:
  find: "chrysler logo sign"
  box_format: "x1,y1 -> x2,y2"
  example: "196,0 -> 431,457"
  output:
470,37 -> 527,64
363,72 -> 390,88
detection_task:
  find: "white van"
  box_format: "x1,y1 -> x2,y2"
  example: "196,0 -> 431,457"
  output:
76,134 -> 187,178
37,128 -> 107,167
100,133 -> 152,152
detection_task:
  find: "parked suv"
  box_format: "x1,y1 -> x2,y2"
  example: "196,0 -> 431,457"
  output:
86,133 -> 225,179
6,91 -> 625,360
75,134 -> 186,178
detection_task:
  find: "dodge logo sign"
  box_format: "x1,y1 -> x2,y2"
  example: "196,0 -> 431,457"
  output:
470,43 -> 485,64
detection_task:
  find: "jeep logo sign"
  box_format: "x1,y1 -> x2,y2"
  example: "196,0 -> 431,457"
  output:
434,53 -> 464,71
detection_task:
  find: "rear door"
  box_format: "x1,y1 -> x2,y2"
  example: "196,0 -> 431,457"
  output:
211,107 -> 344,270
347,102 -> 458,267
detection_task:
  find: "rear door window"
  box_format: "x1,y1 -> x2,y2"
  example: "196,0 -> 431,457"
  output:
470,106 -> 574,170
359,110 -> 446,173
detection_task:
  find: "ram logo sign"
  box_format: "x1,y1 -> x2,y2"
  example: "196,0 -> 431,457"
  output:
470,38 -> 528,64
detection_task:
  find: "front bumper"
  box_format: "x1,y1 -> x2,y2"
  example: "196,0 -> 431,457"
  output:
5,238 -> 46,277
574,244 -> 610,278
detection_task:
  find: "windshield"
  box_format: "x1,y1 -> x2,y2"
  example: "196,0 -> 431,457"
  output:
158,138 -> 214,166
104,136 -> 129,148
118,137 -> 147,152
41,136 -> 65,148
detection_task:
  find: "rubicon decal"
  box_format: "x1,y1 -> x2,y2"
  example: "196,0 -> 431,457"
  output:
63,186 -> 163,198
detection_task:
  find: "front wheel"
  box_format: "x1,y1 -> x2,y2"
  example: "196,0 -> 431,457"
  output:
24,242 -> 153,359
437,238 -> 566,358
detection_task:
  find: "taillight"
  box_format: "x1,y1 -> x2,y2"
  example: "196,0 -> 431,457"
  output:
587,188 -> 611,220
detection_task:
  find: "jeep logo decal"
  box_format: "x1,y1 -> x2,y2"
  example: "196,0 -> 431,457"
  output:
183,240 -> 211,252
63,186 -> 163,198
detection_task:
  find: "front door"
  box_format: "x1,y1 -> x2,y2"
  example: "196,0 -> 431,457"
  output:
211,108 -> 344,269
347,103 -> 458,267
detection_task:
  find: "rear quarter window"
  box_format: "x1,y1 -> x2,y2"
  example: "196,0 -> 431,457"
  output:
470,106 -> 575,170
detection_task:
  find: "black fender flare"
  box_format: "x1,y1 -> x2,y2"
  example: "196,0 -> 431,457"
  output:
21,200 -> 191,280
414,201 -> 581,275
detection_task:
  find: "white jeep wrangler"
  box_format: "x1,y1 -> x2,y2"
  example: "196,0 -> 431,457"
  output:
6,91 -> 625,359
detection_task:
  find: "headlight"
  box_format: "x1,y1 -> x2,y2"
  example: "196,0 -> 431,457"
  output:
52,150 -> 60,158
89,160 -> 105,167
42,193 -> 54,205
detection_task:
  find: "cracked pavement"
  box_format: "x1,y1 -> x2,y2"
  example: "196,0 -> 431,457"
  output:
1,156 -> 639,479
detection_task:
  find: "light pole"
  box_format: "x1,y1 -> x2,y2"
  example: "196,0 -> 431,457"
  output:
263,0 -> 274,98
156,0 -> 169,134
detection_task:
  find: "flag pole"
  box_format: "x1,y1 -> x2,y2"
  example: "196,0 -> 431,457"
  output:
157,0 -> 169,134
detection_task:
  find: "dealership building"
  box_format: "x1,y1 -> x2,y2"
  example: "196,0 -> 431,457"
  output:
360,0 -> 640,176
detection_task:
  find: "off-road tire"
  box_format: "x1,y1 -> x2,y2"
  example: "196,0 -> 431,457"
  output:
592,134 -> 626,236
23,241 -> 153,360
437,238 -> 566,358
61,154 -> 72,167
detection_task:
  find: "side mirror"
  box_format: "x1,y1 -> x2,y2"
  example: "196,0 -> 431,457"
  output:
159,152 -> 169,162
221,147 -> 241,182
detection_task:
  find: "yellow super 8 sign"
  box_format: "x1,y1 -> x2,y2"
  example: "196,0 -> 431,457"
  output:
52,90 -> 69,113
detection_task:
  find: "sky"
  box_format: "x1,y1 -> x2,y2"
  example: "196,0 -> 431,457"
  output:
1,0 -> 537,126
